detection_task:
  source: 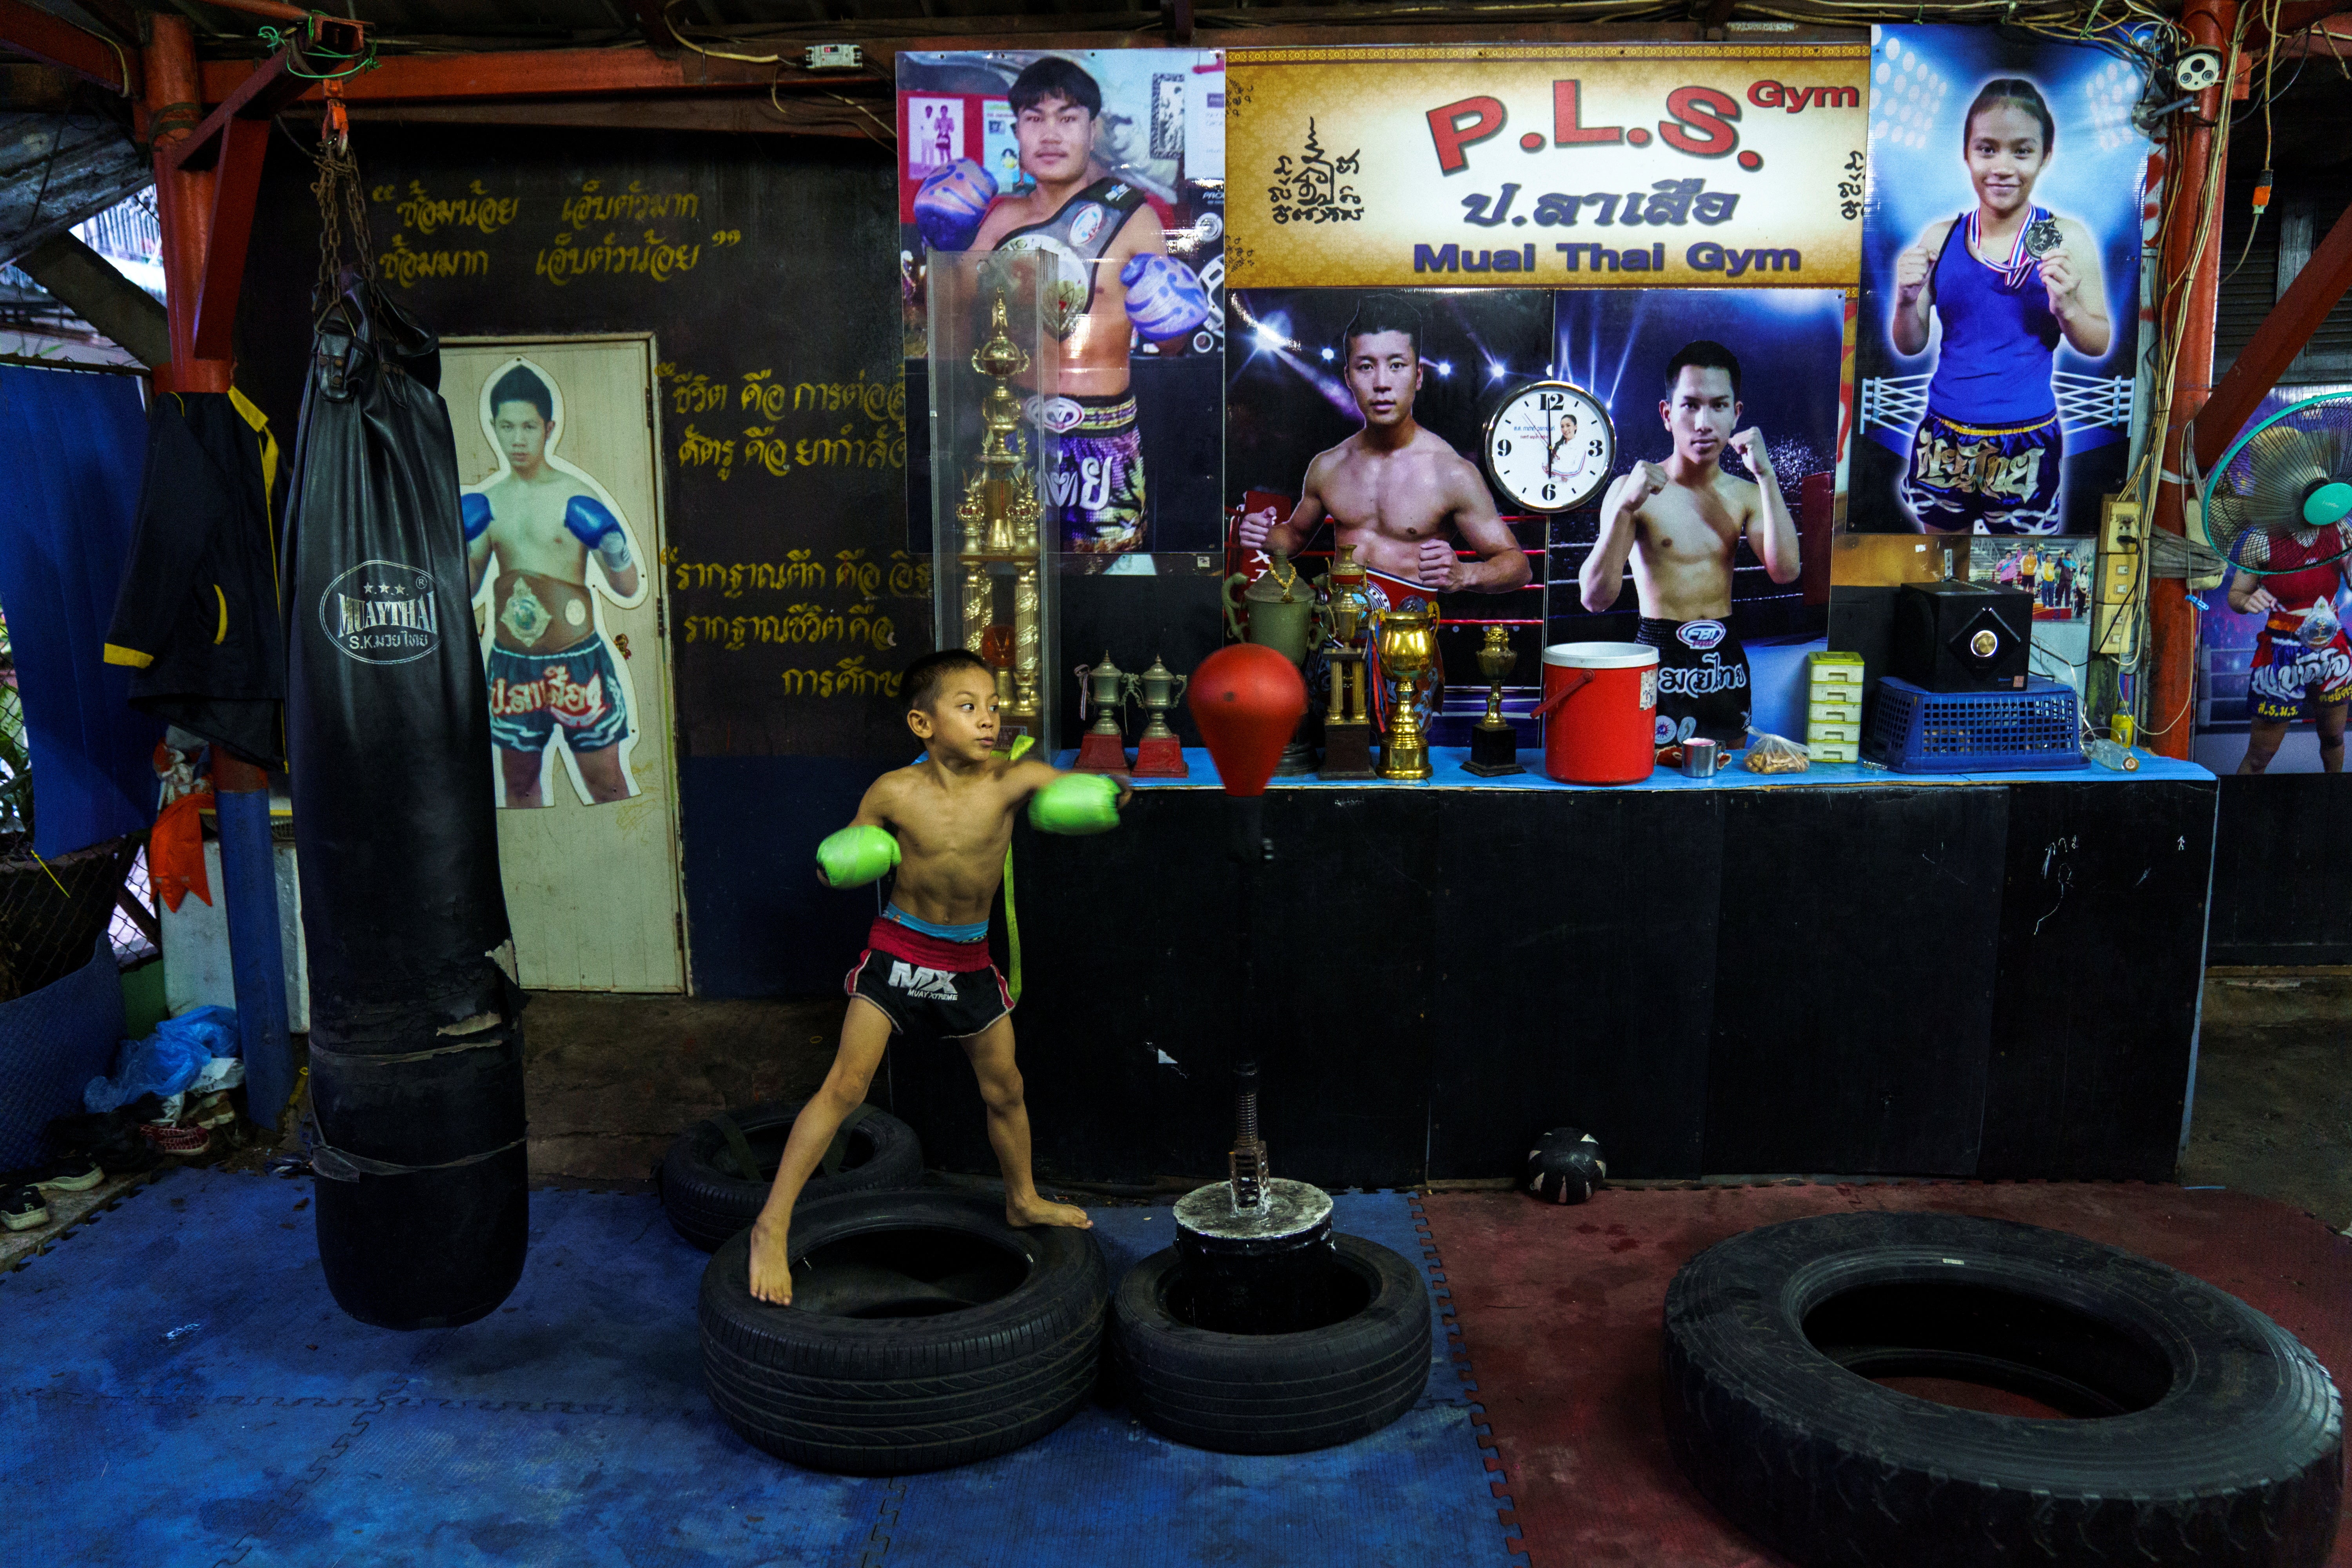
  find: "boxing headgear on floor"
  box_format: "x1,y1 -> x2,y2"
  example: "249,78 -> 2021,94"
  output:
1526,1128 -> 1607,1205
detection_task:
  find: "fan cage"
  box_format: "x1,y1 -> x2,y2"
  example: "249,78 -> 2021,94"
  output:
1864,677 -> 2083,773
2201,393 -> 2352,577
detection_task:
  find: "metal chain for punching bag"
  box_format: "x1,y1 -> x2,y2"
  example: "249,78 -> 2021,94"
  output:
308,123 -> 373,305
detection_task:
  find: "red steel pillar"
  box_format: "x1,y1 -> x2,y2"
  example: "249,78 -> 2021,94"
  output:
145,15 -> 229,393
2145,0 -> 2237,758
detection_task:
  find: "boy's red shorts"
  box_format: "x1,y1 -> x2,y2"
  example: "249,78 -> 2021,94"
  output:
843,916 -> 1011,1042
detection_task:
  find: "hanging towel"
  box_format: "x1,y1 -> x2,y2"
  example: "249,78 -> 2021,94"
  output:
0,367 -> 167,856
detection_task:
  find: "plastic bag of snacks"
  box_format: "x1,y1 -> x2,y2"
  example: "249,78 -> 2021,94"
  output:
1743,733 -> 1811,775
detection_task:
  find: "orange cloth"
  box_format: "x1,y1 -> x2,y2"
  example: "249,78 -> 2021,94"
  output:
149,791 -> 215,912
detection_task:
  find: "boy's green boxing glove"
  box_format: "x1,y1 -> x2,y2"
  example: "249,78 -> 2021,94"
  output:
1028,772 -> 1122,836
816,824 -> 899,887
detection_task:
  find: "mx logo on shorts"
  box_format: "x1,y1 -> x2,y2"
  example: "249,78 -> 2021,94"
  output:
888,961 -> 960,1001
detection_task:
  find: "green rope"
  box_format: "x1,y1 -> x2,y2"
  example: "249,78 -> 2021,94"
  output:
258,20 -> 379,81
1001,735 -> 1034,1005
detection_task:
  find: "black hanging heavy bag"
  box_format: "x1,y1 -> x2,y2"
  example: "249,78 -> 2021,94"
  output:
284,268 -> 526,1329
308,1003 -> 528,1330
283,277 -> 510,1009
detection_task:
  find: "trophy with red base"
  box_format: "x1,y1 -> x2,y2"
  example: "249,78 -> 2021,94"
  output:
1128,655 -> 1189,777
1073,653 -> 1130,773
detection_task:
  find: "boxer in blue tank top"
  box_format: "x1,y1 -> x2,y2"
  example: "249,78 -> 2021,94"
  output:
1888,79 -> 2111,535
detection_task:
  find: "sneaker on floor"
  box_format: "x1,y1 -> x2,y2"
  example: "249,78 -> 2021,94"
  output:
2,1185 -> 48,1232
33,1154 -> 102,1195
141,1123 -> 210,1156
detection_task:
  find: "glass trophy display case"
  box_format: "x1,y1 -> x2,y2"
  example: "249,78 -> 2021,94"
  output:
927,252 -> 1059,756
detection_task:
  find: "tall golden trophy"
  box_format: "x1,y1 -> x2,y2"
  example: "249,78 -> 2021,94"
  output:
950,293 -> 1044,740
1318,545 -> 1376,780
1372,606 -> 1436,782
1464,625 -> 1524,777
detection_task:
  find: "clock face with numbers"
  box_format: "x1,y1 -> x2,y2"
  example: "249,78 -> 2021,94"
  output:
1483,380 -> 1615,514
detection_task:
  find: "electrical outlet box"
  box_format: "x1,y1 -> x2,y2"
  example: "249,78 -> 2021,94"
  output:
806,43 -> 863,70
2094,495 -> 2141,656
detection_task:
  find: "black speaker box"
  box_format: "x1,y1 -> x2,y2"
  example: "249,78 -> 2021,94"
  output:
1892,580 -> 2034,693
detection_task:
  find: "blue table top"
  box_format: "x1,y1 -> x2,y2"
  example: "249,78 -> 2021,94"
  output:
1053,745 -> 2213,793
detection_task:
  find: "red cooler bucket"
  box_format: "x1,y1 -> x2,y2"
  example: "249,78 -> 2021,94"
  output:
1538,642 -> 1659,785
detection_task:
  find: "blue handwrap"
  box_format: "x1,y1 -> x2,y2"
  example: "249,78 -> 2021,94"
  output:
883,903 -> 988,944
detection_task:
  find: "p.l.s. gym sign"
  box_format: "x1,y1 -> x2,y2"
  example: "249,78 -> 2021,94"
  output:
1225,44 -> 1869,289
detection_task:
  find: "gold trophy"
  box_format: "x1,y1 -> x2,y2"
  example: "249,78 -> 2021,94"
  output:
1127,655 -> 1189,777
1464,625 -> 1524,777
1318,545 -> 1376,780
1073,652 -> 1129,773
1372,605 -> 1436,782
951,292 -> 1045,740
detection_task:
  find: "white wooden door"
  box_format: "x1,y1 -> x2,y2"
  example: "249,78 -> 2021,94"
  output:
440,336 -> 686,992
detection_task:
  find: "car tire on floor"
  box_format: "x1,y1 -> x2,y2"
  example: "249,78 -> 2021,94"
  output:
699,1189 -> 1107,1475
1663,1211 -> 2345,1568
1112,1234 -> 1431,1454
659,1100 -> 923,1252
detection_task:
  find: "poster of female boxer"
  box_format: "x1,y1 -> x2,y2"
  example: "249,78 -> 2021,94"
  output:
898,49 -> 1226,557
1849,25 -> 2151,535
461,357 -> 649,809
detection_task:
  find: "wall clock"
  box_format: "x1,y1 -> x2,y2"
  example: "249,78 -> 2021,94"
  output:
1484,380 -> 1614,513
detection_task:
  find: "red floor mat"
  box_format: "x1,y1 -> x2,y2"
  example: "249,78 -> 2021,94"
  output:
1419,1183 -> 2352,1568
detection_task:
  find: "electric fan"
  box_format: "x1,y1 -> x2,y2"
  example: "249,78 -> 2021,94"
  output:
2199,393 -> 2352,576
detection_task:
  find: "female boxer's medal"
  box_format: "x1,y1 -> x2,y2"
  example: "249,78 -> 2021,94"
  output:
2024,216 -> 2063,259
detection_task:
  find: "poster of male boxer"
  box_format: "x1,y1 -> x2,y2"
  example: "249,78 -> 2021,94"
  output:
461,357 -> 649,808
1230,287 -> 1844,746
1850,25 -> 2151,535
1227,288 -> 1549,730
899,49 -> 1225,557
1552,289 -> 1841,747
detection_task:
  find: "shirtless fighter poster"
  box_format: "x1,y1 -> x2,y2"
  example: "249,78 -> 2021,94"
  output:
1563,289 -> 1843,746
462,358 -> 649,808
1229,289 -> 1546,730
1851,26 -> 2149,535
1230,287 -> 1838,749
899,49 -> 1225,558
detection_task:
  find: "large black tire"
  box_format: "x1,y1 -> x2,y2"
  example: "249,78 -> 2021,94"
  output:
660,1100 -> 923,1252
1663,1212 -> 2344,1568
698,1189 -> 1106,1475
1111,1234 -> 1430,1454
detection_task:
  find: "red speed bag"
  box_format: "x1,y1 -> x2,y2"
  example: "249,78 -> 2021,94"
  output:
1537,642 -> 1659,785
1189,643 -> 1307,797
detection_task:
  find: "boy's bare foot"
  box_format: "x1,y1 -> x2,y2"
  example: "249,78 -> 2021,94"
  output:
747,1218 -> 795,1305
1008,1194 -> 1091,1230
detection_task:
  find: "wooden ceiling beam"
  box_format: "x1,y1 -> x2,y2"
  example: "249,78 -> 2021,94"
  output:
0,0 -> 138,96
195,17 -> 1772,110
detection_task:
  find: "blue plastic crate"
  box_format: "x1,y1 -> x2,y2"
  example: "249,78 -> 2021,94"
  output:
1864,675 -> 2083,773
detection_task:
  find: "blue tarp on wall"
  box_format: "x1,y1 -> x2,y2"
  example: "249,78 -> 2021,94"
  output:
0,366 -> 163,855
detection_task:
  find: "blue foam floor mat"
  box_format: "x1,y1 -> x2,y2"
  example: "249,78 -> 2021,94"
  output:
2,1169 -> 1516,1568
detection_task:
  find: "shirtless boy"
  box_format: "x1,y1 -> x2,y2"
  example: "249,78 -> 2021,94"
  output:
746,649 -> 1106,1305
1577,341 -> 1802,747
465,363 -> 641,807
914,56 -> 1212,554
1238,299 -> 1530,719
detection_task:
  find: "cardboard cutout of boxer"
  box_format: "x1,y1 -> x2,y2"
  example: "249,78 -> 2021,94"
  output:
914,56 -> 1214,555
462,358 -> 648,808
